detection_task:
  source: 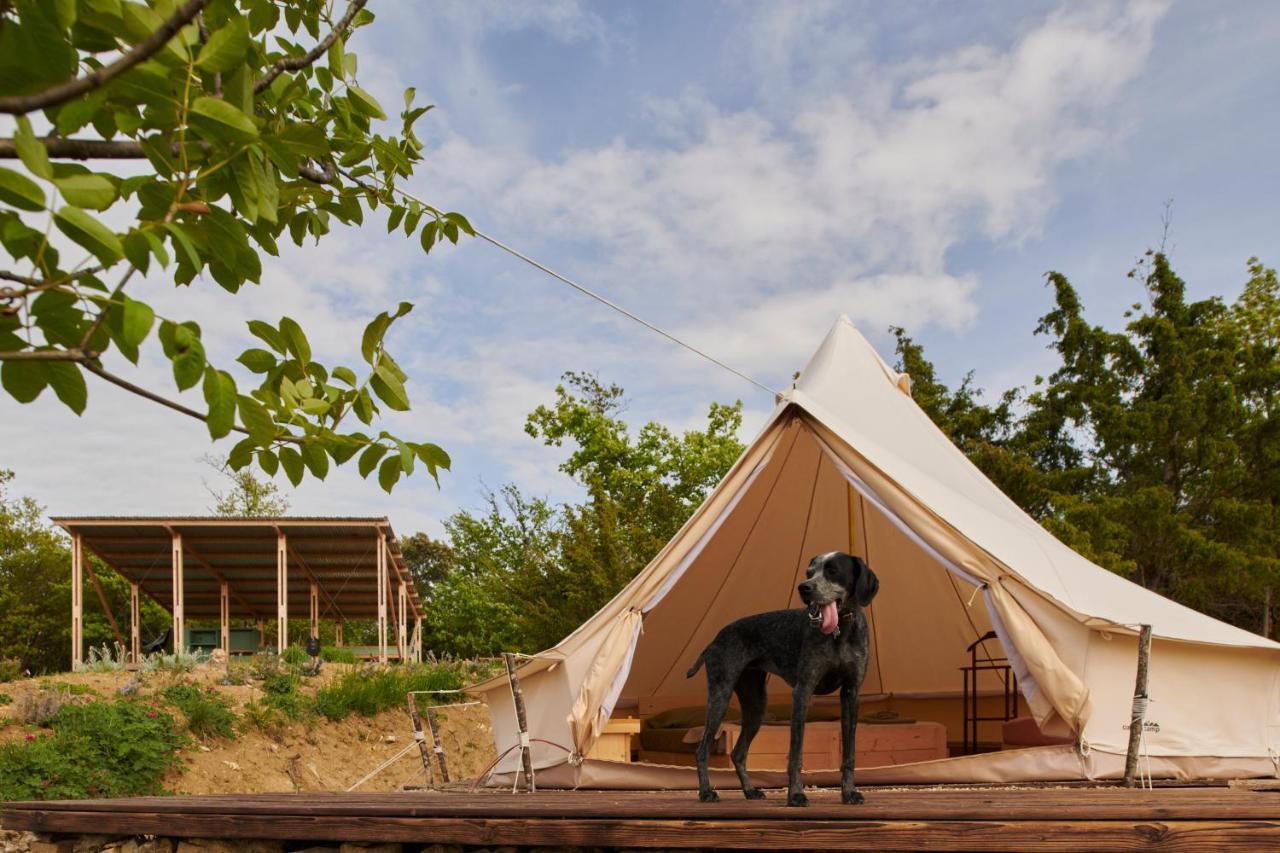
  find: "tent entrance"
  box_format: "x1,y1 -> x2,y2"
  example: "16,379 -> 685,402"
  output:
617,418 -> 1063,768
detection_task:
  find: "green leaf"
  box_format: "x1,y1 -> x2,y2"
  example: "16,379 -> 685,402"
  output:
277,445 -> 304,486
444,211 -> 477,236
14,117 -> 52,180
277,316 -> 311,363
202,368 -> 237,440
54,173 -> 117,211
0,167 -> 46,211
377,454 -> 401,493
397,440 -> 415,475
45,361 -> 87,415
1,360 -> 48,403
122,230 -> 150,275
358,443 -> 388,478
164,222 -> 202,270
237,394 -> 275,445
300,442 -> 329,478
347,85 -> 387,120
332,366 -> 358,386
327,36 -> 344,80
120,296 -> 154,348
370,360 -> 409,410
188,96 -> 259,143
247,320 -> 286,354
258,449 -> 279,477
53,206 -> 123,265
196,15 -> 249,73
420,219 -> 438,253
361,313 -> 390,363
227,436 -> 256,470
385,206 -> 405,233
414,442 -> 452,472
237,348 -> 277,373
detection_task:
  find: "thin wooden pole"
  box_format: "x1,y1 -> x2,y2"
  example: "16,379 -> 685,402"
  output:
335,621 -> 344,646
256,618 -> 265,649
377,532 -> 388,666
413,616 -> 423,663
219,582 -> 230,657
406,693 -> 435,786
276,531 -> 288,655
398,581 -> 408,660
171,532 -> 184,657
129,583 -> 141,663
71,533 -> 83,669
1123,624 -> 1153,788
425,705 -> 450,783
309,581 -> 319,641
503,651 -> 535,792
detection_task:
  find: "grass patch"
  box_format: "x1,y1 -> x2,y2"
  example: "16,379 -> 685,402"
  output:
0,700 -> 182,801
163,684 -> 237,740
314,663 -> 465,722
320,647 -> 358,664
0,658 -> 21,684
0,692 -> 11,706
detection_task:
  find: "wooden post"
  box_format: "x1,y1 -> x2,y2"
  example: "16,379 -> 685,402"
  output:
71,533 -> 83,669
377,532 -> 388,666
256,618 -> 265,649
129,583 -> 141,664
219,581 -> 230,657
335,621 -> 344,647
276,531 -> 288,655
171,532 -> 184,657
413,616 -> 423,663
309,581 -> 319,641
1123,624 -> 1153,788
84,559 -> 125,648
425,705 -> 450,783
406,693 -> 435,786
503,652 -> 535,792
398,581 -> 408,660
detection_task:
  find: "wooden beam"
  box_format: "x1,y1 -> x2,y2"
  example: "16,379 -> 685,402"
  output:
377,531 -> 388,665
82,558 -> 125,648
287,543 -> 347,623
398,581 -> 408,659
413,616 -> 423,663
309,581 -> 319,640
219,582 -> 230,656
335,621 -> 344,646
277,531 -> 288,654
129,583 -> 141,663
171,532 -> 185,657
71,533 -> 83,669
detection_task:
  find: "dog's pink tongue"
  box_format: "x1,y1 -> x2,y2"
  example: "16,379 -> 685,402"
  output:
820,601 -> 839,635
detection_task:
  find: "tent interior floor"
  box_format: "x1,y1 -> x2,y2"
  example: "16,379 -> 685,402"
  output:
5,787 -> 1280,851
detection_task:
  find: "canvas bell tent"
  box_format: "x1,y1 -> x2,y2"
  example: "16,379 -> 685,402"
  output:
472,316 -> 1280,789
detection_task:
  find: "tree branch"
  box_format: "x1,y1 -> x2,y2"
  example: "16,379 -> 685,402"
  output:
0,138 -> 338,184
254,0 -> 368,94
0,266 -> 108,300
0,0 -> 209,115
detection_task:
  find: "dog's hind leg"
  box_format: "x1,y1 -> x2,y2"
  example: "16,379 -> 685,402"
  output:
839,683 -> 864,804
731,669 -> 767,800
786,681 -> 815,807
695,657 -> 735,803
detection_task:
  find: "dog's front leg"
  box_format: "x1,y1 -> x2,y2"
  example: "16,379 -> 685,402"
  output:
786,682 -> 814,807
839,684 -> 863,804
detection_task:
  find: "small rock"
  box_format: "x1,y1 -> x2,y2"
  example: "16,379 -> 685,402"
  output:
220,760 -> 240,771
198,745 -> 210,753
383,734 -> 396,743
176,840 -> 280,853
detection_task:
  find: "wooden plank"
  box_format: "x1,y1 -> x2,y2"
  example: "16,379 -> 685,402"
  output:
4,810 -> 1278,851
7,788 -> 1280,821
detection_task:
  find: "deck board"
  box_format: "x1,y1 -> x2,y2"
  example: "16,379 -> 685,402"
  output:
6,787 -> 1280,851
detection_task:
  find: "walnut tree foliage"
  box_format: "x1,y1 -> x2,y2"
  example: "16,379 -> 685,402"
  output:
895,253 -> 1280,635
0,0 -> 472,491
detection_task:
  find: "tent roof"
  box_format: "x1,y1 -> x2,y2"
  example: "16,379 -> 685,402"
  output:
777,316 -> 1275,649
52,516 -> 420,621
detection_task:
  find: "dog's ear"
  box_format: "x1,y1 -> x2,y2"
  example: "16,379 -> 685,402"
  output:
853,556 -> 879,607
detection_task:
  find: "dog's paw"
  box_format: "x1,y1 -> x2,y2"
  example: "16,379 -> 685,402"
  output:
786,791 -> 809,808
743,787 -> 766,800
842,788 -> 865,805
698,789 -> 720,803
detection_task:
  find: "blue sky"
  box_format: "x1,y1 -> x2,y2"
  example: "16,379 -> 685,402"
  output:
3,0 -> 1279,536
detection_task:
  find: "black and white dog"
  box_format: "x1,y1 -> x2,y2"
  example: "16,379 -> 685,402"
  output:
686,551 -> 879,807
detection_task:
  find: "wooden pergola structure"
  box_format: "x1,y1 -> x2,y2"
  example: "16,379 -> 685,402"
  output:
53,517 -> 424,666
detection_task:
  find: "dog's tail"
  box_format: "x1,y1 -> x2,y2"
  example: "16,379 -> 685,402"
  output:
686,650 -> 706,678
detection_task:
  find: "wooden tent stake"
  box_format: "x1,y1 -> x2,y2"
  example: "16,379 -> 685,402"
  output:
406,693 -> 435,787
1123,624 -> 1153,788
503,652 -> 535,792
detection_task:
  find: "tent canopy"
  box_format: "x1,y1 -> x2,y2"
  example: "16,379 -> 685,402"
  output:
474,317 -> 1280,787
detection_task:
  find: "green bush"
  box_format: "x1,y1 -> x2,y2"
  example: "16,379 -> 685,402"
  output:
0,700 -> 182,801
0,692 -> 11,705
320,647 -> 358,664
163,684 -> 237,740
0,658 -> 21,683
313,664 -> 465,722
280,646 -> 307,666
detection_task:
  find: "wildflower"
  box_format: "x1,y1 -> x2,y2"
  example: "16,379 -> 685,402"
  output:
147,710 -> 158,718
24,733 -> 36,742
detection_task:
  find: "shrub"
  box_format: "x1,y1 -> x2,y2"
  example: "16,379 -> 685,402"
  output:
280,646 -> 307,666
0,658 -> 21,684
79,643 -> 130,673
0,701 -> 182,801
313,663 -> 465,722
16,688 -> 74,726
0,692 -> 11,705
320,647 -> 358,664
163,684 -> 237,740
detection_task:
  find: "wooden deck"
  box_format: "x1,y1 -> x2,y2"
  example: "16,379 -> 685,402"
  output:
5,787 -> 1280,851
